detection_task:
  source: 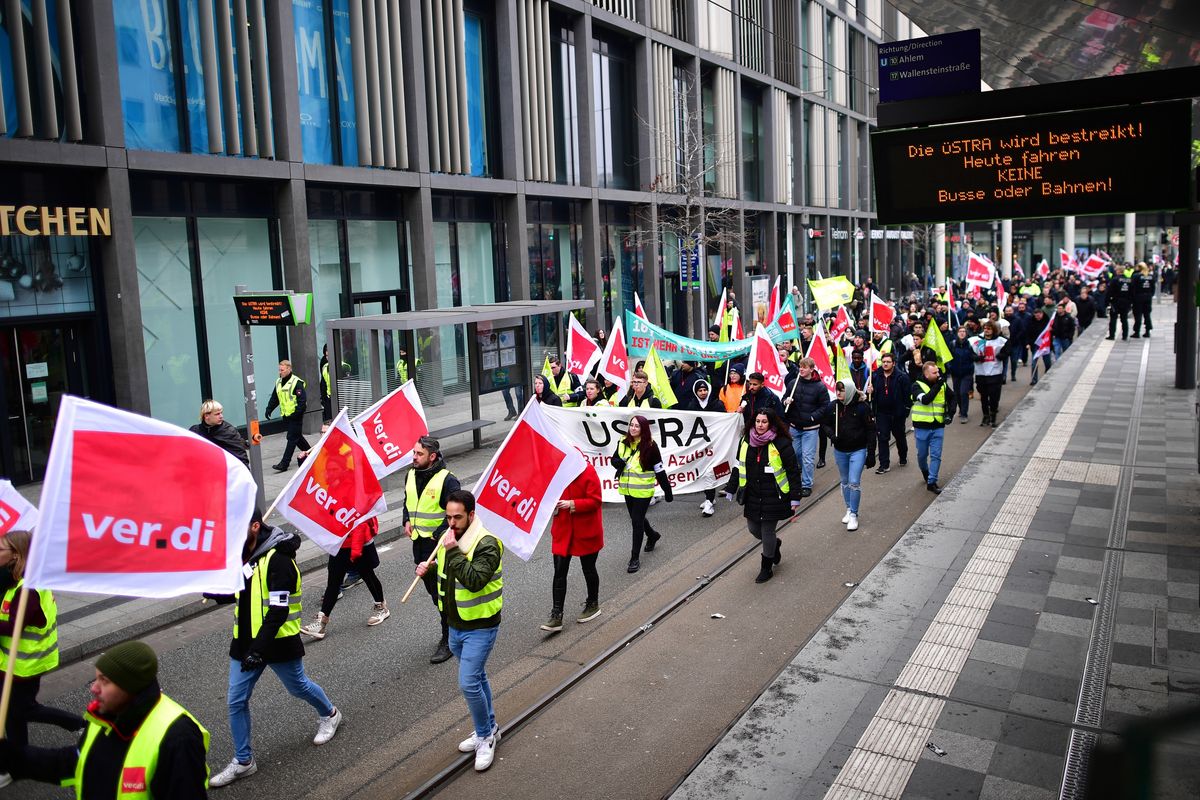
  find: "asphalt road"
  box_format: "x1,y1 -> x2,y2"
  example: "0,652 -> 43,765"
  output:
15,381 -> 1029,800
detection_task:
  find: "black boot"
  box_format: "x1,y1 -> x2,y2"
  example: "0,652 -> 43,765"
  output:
979,413 -> 989,427
773,541 -> 782,566
755,556 -> 774,583
989,413 -> 999,428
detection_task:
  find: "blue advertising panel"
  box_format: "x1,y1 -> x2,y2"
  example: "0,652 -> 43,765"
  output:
293,0 -> 333,163
330,0 -> 358,165
113,0 -> 181,151
878,29 -> 980,105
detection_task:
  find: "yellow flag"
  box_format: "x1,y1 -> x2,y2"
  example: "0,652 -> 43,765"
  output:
645,347 -> 679,409
807,276 -> 856,311
541,355 -> 554,380
835,346 -> 852,386
923,321 -> 953,368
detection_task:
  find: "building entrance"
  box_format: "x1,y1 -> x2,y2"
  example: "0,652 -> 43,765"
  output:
0,321 -> 92,484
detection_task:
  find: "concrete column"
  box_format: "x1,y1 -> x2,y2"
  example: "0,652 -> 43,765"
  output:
505,195 -> 530,301
495,0 -> 523,181
1124,212 -> 1136,264
276,179 -> 320,434
1001,219 -> 1013,279
96,168 -> 149,414
74,0 -> 124,145
1063,216 -> 1075,258
934,223 -> 946,286
264,0 -> 301,162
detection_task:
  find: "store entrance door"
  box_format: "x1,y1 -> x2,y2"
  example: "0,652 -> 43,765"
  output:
0,322 -> 90,484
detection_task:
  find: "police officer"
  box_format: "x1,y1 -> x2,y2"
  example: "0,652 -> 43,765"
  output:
415,490 -> 505,772
0,640 -> 208,799
404,435 -> 462,664
265,359 -> 311,472
1131,262 -> 1155,338
1105,264 -> 1135,341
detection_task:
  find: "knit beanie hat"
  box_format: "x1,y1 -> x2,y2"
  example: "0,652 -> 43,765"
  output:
96,641 -> 158,695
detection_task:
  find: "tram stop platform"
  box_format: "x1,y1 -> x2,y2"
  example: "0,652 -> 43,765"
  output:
674,302 -> 1200,800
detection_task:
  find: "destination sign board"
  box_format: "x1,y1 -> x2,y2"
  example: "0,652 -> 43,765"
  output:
878,30 -> 980,104
234,293 -> 313,326
871,100 -> 1191,225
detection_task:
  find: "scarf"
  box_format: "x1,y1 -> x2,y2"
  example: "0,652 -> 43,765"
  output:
748,428 -> 777,448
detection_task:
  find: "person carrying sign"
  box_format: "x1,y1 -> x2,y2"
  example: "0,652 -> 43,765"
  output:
0,640 -> 208,799
724,409 -> 801,584
0,531 -> 83,759
611,414 -> 674,573
208,510 -> 342,788
415,490 -> 504,772
404,435 -> 462,665
265,359 -> 311,473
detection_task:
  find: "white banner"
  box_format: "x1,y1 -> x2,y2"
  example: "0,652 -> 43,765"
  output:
540,406 -> 744,503
0,480 -> 38,535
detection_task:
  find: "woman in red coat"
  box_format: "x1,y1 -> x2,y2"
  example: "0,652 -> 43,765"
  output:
541,460 -> 604,633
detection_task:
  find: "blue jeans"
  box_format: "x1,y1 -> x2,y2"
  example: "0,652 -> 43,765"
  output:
1053,337 -> 1071,359
913,427 -> 944,485
791,426 -> 819,489
450,625 -> 499,738
951,374 -> 972,419
228,657 -> 334,763
833,448 -> 866,514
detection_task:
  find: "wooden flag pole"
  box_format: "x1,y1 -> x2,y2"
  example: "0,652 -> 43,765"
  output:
0,585 -> 32,739
400,531 -> 448,604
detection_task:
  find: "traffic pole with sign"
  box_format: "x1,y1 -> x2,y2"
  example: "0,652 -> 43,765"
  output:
235,284 -> 267,510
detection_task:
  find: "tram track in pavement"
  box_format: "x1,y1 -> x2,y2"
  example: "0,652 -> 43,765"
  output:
401,479 -> 844,799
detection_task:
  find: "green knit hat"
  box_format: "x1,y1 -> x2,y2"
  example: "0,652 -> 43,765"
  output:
96,641 -> 158,695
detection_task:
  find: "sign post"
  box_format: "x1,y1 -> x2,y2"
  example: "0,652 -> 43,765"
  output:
233,288 -> 314,510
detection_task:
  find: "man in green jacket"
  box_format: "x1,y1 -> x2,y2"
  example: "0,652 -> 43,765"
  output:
415,490 -> 503,772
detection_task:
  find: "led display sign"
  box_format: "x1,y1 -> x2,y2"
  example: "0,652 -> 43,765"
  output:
871,100 -> 1192,225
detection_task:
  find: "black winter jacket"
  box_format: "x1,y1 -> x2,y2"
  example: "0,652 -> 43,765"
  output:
230,528 -> 306,663
725,435 -> 802,522
7,682 -> 208,799
740,387 -> 785,428
189,419 -> 249,466
819,398 -> 876,453
870,368 -> 911,417
783,374 -> 830,429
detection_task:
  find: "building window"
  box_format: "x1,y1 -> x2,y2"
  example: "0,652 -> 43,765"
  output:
292,0 -> 360,165
741,86 -> 763,202
464,9 -> 490,176
527,200 -> 585,302
592,36 -> 636,190
551,20 -> 580,185
599,204 -> 640,326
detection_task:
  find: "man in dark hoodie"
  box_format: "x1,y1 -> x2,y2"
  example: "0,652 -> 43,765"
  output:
683,379 -> 725,517
0,640 -> 207,798
209,509 -> 342,787
403,435 -> 462,664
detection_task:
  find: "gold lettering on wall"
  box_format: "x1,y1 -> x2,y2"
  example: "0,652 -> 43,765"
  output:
0,205 -> 113,237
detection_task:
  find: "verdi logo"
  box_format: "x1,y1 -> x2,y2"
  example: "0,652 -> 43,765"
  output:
66,432 -> 228,573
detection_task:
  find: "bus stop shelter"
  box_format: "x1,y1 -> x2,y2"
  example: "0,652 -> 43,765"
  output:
326,299 -> 593,449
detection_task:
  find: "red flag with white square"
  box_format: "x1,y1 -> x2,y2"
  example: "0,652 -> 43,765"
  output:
966,253 -> 995,288
0,480 -> 38,536
830,305 -> 852,342
352,380 -> 429,478
565,314 -> 601,377
598,317 -> 631,395
26,397 -> 257,597
274,409 -> 387,556
746,323 -> 787,397
472,400 -> 586,561
806,319 -> 838,399
869,293 -> 894,334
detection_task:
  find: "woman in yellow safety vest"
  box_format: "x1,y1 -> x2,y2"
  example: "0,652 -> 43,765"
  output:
610,414 -> 673,573
579,378 -> 612,407
0,531 -> 83,751
724,410 -> 802,584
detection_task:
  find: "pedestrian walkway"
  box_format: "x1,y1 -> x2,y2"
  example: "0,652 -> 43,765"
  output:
674,300 -> 1199,799
13,391 -> 520,664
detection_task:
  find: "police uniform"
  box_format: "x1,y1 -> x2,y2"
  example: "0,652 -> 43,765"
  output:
1131,268 -> 1155,337
1107,268 -> 1134,340
266,370 -> 310,469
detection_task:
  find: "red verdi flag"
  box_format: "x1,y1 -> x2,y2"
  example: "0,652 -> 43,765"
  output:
773,293 -> 799,337
995,274 -> 1008,310
869,293 -> 895,334
275,409 -> 387,556
746,323 -> 787,397
566,314 -> 601,377
1033,311 -> 1056,359
598,317 -> 631,394
830,305 -> 852,342
26,397 -> 257,597
965,253 -> 995,288
1037,259 -> 1050,279
1081,254 -> 1107,279
352,380 -> 429,478
633,292 -> 648,320
806,319 -> 838,399
0,480 -> 38,536
1059,249 -> 1079,273
472,400 -> 586,561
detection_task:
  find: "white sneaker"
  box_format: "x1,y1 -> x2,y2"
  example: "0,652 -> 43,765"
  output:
0,773 -> 12,788
459,724 -> 500,753
367,602 -> 390,626
313,707 -> 342,745
846,513 -> 859,531
301,613 -> 329,640
474,734 -> 497,771
841,509 -> 852,524
701,499 -> 715,517
209,759 -> 257,787
649,496 -> 660,506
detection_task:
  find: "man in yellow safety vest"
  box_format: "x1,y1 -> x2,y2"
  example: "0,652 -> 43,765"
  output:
404,434 -> 462,664
265,359 -> 311,472
0,640 -> 209,799
207,509 -> 342,788
415,490 -> 504,772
